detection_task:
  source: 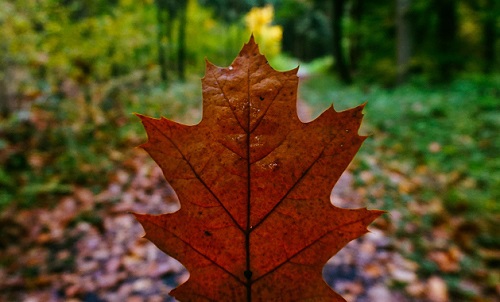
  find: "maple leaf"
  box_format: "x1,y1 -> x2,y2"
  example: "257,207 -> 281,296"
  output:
134,36 -> 383,301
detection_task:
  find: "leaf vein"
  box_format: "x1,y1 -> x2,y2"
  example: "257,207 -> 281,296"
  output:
144,216 -> 245,285
146,119 -> 244,232
210,68 -> 246,131
253,214 -> 373,284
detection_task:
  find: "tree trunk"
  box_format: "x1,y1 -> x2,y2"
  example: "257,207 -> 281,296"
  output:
0,49 -> 15,117
331,0 -> 352,84
155,0 -> 168,84
396,0 -> 412,84
349,0 -> 363,72
0,73 -> 10,117
435,0 -> 458,81
482,0 -> 496,73
177,1 -> 187,82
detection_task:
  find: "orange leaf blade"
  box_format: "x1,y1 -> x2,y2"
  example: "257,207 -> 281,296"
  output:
134,36 -> 383,301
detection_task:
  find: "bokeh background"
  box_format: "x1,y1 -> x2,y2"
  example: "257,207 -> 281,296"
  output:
0,0 -> 498,301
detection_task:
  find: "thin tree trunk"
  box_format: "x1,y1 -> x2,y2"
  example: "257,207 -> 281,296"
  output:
0,73 -> 10,117
331,0 -> 352,84
155,1 -> 167,84
177,1 -> 187,82
349,0 -> 363,72
436,0 -> 458,81
396,0 -> 412,84
0,49 -> 15,117
482,0 -> 496,73
166,12 -> 173,74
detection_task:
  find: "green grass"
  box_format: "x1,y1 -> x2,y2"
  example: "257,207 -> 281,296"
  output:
299,73 -> 500,216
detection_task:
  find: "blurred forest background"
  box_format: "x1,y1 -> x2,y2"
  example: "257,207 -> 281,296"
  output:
0,0 -> 499,301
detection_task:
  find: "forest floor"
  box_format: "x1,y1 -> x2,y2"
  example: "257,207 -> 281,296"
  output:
2,101 -> 496,302
0,149 -> 446,302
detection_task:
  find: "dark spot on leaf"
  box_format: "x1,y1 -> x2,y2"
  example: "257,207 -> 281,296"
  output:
259,96 -> 264,101
204,230 -> 212,236
244,270 -> 252,279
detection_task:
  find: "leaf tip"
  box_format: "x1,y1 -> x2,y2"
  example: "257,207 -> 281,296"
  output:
367,209 -> 386,229
134,112 -> 157,123
131,212 -> 144,220
204,57 -> 216,70
132,212 -> 154,228
287,66 -> 300,76
371,209 -> 387,217
240,33 -> 261,58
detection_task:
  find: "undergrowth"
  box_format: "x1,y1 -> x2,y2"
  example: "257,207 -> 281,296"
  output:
0,73 -> 202,208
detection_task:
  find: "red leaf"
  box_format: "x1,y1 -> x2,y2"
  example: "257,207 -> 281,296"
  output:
134,36 -> 383,301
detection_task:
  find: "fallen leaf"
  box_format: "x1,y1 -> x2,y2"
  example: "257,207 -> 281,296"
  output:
134,36 -> 383,301
367,283 -> 392,301
427,276 -> 449,302
428,248 -> 461,273
405,281 -> 426,298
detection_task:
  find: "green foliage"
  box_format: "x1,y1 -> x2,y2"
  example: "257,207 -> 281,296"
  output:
184,0 -> 248,70
0,73 -> 202,208
198,0 -> 253,23
0,0 -> 262,92
301,73 -> 499,215
274,0 -> 331,61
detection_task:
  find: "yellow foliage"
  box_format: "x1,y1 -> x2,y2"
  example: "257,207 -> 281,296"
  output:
244,5 -> 282,58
